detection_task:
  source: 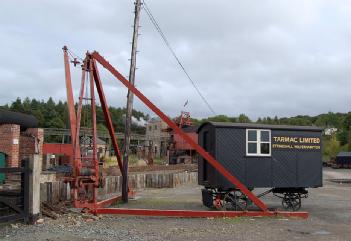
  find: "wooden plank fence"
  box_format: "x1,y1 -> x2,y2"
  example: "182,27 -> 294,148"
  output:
40,171 -> 198,204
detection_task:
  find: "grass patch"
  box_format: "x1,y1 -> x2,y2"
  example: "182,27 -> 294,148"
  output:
222,216 -> 245,223
103,154 -> 167,168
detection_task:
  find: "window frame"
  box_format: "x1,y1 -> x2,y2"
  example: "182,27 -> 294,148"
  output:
246,129 -> 271,157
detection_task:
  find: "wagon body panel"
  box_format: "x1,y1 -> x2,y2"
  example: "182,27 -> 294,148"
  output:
198,122 -> 323,189
335,152 -> 351,166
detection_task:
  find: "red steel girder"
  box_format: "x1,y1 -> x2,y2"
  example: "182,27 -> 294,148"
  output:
73,58 -> 87,174
63,46 -> 78,163
88,58 -> 99,203
94,208 -> 309,219
62,48 -> 127,209
95,190 -> 136,209
91,58 -> 124,173
91,51 -> 268,212
74,190 -> 135,209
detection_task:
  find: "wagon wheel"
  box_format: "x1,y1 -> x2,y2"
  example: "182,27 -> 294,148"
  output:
223,191 -> 248,211
282,193 -> 301,211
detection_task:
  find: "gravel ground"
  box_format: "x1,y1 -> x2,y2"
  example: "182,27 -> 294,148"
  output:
1,167 -> 350,241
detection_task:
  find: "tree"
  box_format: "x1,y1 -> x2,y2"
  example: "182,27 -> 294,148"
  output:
10,98 -> 24,112
32,109 -> 45,127
238,114 -> 251,123
2,97 -> 149,134
46,116 -> 65,129
325,135 -> 340,159
22,97 -> 32,114
0,104 -> 9,111
273,116 -> 279,124
342,112 -> 351,130
207,115 -> 231,122
337,130 -> 349,146
97,123 -> 108,132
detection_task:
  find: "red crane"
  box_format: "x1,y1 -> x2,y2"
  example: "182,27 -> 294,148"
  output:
62,46 -> 308,218
62,47 -> 129,209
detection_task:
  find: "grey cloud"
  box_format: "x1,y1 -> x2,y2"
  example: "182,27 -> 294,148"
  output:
1,0 -> 351,120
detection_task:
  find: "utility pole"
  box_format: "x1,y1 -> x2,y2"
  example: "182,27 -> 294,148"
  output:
122,0 -> 142,203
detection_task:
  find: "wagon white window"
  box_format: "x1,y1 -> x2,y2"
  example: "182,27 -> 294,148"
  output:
246,129 -> 271,156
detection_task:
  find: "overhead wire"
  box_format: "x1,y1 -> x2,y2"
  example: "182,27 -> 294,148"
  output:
141,0 -> 216,115
67,48 -> 84,62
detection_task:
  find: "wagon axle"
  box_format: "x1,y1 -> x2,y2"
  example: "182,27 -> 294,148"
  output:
203,188 -> 308,211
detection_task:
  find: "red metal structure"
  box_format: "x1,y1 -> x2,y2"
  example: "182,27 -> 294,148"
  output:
171,130 -> 198,151
84,51 -> 308,218
177,111 -> 192,127
62,47 -> 128,209
167,111 -> 198,164
95,208 -> 308,219
61,46 -> 308,218
43,143 -> 73,157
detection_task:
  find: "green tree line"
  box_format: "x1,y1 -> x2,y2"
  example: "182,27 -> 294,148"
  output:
2,98 -> 350,160
0,97 -> 149,135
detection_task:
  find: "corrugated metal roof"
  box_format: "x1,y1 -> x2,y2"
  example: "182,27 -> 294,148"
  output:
197,121 -> 323,133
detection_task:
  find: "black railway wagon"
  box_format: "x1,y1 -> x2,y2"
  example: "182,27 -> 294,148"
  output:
335,152 -> 351,168
197,122 -> 323,211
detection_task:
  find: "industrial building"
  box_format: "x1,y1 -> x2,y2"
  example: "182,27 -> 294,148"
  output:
145,117 -> 170,158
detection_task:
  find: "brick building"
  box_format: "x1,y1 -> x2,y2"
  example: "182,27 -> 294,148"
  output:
0,124 -> 20,167
0,111 -> 42,168
0,124 -> 43,167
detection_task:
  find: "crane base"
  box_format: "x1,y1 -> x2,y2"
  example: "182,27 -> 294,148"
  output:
92,208 -> 308,219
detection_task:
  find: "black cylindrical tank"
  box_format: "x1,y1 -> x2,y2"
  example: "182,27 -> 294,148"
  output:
0,110 -> 38,130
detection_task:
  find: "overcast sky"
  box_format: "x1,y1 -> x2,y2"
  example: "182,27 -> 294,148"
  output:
1,0 -> 351,120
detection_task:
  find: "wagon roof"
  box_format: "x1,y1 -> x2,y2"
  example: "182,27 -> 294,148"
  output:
197,121 -> 323,133
337,152 -> 351,157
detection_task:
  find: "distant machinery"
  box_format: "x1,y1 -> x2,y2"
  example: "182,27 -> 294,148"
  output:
167,111 -> 198,164
332,152 -> 351,169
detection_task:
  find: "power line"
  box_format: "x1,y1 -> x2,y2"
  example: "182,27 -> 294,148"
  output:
142,0 -> 216,115
66,48 -> 83,62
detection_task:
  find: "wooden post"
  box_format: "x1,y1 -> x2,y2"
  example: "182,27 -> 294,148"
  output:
122,0 -> 142,203
27,155 -> 41,224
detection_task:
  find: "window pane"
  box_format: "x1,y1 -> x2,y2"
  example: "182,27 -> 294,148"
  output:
261,143 -> 270,154
260,131 -> 270,142
248,143 -> 257,154
248,130 -> 257,141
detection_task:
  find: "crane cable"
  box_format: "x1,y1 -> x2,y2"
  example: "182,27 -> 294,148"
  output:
67,48 -> 84,62
142,0 -> 216,115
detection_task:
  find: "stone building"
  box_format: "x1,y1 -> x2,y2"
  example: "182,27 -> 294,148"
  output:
145,117 -> 170,158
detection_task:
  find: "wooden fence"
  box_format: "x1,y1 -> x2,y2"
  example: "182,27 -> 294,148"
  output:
40,171 -> 198,204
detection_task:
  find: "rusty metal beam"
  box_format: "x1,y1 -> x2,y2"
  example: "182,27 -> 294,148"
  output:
89,58 -> 99,206
94,208 -> 309,219
91,51 -> 268,212
91,58 -> 124,174
95,190 -> 135,208
62,46 -> 77,155
73,57 -> 87,174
